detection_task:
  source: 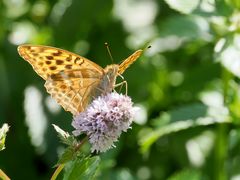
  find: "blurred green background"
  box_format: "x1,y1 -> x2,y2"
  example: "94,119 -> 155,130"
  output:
1,0 -> 240,179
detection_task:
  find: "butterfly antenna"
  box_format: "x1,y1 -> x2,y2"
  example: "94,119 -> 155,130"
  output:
143,45 -> 151,52
105,42 -> 114,63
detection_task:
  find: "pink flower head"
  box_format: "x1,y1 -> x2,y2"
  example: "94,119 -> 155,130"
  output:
72,92 -> 135,153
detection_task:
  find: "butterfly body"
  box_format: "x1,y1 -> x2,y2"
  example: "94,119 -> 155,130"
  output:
98,65 -> 119,96
18,45 -> 142,116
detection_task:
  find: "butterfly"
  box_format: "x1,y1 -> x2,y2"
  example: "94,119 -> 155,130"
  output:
18,45 -> 143,116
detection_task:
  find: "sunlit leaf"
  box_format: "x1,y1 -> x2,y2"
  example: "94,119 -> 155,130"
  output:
225,0 -> 240,9
164,0 -> 200,14
217,35 -> 240,78
63,155 -> 100,180
167,169 -> 201,180
139,103 -> 230,153
52,124 -> 76,146
159,16 -> 211,41
57,146 -> 76,165
0,123 -> 9,151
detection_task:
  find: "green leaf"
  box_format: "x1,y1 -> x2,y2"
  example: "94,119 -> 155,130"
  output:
167,169 -> 201,180
99,168 -> 135,180
164,0 -> 200,14
225,0 -> 240,9
63,155 -> 100,180
139,103 -> 230,153
57,146 -> 76,165
159,16 -> 211,41
217,35 -> 240,78
52,124 -> 76,146
0,123 -> 9,151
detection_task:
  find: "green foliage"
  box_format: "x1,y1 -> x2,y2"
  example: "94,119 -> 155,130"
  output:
167,169 -> 202,180
0,123 -> 9,151
53,124 -> 76,146
63,155 -> 100,180
140,103 -> 230,153
164,0 -> 200,14
53,124 -> 85,166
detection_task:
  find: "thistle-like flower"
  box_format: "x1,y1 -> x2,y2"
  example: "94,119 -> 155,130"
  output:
72,92 -> 135,153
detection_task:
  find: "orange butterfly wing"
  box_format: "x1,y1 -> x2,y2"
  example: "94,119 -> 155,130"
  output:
18,45 -> 104,115
118,50 -> 143,74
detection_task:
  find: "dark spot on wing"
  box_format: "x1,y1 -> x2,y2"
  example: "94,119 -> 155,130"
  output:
50,66 -> 57,70
52,51 -> 62,56
56,60 -> 64,65
74,57 -> 84,66
32,53 -> 38,56
60,85 -> 67,89
66,55 -> 72,62
50,74 -> 57,79
68,72 -> 75,77
46,61 -> 51,65
38,62 -> 44,66
46,56 -> 54,60
74,57 -> 80,63
65,65 -> 72,69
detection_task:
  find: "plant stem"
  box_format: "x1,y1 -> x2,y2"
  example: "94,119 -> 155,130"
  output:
50,137 -> 88,180
0,169 -> 10,180
51,164 -> 65,180
213,66 -> 231,180
74,136 -> 88,152
214,124 -> 228,180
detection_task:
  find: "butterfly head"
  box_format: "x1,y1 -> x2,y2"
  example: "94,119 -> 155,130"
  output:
104,64 -> 119,77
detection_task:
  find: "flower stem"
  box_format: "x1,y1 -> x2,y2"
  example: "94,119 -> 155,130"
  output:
0,169 -> 10,180
50,164 -> 64,180
50,137 -> 88,180
213,66 -> 231,180
214,124 -> 228,180
74,136 -> 88,152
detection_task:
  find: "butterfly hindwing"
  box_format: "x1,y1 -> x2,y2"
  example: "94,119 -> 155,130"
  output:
45,71 -> 100,115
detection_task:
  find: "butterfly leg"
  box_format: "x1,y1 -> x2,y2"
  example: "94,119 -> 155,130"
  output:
114,81 -> 128,95
115,73 -> 128,95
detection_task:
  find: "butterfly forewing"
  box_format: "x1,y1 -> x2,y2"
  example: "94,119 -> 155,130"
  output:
18,45 -> 104,115
18,45 -> 103,80
118,50 -> 143,74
